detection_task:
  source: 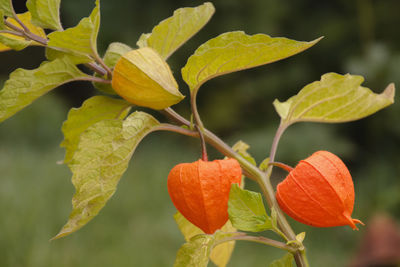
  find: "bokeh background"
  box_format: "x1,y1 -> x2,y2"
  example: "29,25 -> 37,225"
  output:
1,0 -> 399,266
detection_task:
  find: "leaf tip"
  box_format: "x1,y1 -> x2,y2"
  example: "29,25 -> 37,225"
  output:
382,83 -> 395,103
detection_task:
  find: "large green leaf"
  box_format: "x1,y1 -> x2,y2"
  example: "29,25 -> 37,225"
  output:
0,57 -> 90,123
228,184 -> 272,232
92,42 -> 132,95
26,0 -> 62,30
0,0 -> 14,17
273,73 -> 395,125
61,95 -> 132,164
182,31 -> 321,92
47,0 -> 100,60
53,111 -> 159,239
174,212 -> 236,267
269,253 -> 294,267
137,2 -> 214,60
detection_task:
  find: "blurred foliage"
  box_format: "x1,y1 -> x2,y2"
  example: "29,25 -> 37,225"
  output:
1,0 -> 400,266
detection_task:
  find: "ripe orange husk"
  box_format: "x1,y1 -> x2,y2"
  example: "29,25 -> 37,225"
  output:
167,158 -> 242,234
276,151 -> 364,230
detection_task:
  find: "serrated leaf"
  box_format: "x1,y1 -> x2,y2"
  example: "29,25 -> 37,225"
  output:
0,12 -> 46,52
0,0 -> 14,17
228,184 -> 272,232
182,31 -> 322,92
232,140 -> 256,166
0,57 -> 90,123
174,235 -> 214,267
53,112 -> 159,239
47,0 -> 100,60
269,253 -> 294,267
174,212 -> 236,267
137,2 -> 214,60
273,73 -> 395,125
93,42 -> 132,95
26,0 -> 62,30
112,47 -> 184,110
61,95 -> 132,164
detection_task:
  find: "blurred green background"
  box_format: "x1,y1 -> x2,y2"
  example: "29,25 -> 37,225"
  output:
1,0 -> 399,266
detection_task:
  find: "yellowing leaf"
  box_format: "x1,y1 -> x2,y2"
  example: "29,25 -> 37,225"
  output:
137,2 -> 215,60
53,112 -> 159,239
47,0 -> 100,60
174,235 -> 214,267
0,57 -> 90,123
182,31 -> 322,92
26,0 -> 63,30
0,12 -> 46,52
61,95 -> 132,164
112,47 -> 184,110
174,212 -> 236,267
273,73 -> 395,125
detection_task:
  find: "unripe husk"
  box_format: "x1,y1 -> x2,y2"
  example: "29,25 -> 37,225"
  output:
167,159 -> 242,234
112,47 -> 184,110
276,151 -> 364,230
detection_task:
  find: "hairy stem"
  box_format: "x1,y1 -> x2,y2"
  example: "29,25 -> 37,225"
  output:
216,233 -> 296,253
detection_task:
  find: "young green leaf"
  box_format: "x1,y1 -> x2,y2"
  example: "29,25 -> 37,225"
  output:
0,0 -> 14,17
174,235 -> 214,267
0,57 -> 91,123
232,140 -> 256,166
92,42 -> 132,95
182,31 -> 322,92
174,212 -> 236,267
47,0 -> 100,60
273,73 -> 395,125
112,47 -> 184,110
228,184 -> 272,232
269,253 -> 294,267
61,95 -> 132,164
53,111 -> 159,239
137,2 -> 215,60
26,0 -> 63,30
0,12 -> 46,52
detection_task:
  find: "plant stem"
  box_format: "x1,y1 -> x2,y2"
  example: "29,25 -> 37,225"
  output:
160,108 -> 309,267
216,233 -> 296,253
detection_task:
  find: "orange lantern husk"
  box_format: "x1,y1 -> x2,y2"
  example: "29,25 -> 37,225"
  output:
167,158 -> 242,234
276,151 -> 364,230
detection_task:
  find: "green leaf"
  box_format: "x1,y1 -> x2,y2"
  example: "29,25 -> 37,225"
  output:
232,140 -> 256,166
137,2 -> 214,60
174,212 -> 236,267
0,12 -> 47,52
273,73 -> 395,125
259,157 -> 270,172
93,42 -> 132,95
174,235 -> 214,267
0,0 -> 14,17
45,47 -> 94,64
53,111 -> 159,239
61,95 -> 132,164
269,253 -> 294,267
228,184 -> 272,232
26,0 -> 62,30
47,0 -> 100,59
0,57 -> 90,123
0,10 -> 6,29
182,31 -> 322,92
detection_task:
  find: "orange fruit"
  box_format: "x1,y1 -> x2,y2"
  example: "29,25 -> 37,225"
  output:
276,151 -> 364,230
167,158 -> 242,234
